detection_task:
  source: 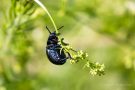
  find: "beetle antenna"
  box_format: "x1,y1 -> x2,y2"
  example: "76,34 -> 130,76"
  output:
58,26 -> 64,30
46,26 -> 51,34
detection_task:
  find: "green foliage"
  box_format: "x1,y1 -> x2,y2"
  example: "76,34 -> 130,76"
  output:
0,0 -> 135,90
0,0 -> 36,89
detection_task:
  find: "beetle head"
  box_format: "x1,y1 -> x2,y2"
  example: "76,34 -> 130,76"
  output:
46,26 -> 64,45
47,31 -> 58,45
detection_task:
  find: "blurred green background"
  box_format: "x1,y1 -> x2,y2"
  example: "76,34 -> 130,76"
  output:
0,0 -> 135,90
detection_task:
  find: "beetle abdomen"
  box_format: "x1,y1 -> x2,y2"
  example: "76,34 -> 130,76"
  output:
46,48 -> 67,65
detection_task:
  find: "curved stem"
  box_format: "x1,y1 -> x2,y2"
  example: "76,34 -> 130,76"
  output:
34,0 -> 58,33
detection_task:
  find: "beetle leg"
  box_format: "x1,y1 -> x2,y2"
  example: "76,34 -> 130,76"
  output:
53,45 -> 61,50
59,57 -> 69,61
67,52 -> 74,60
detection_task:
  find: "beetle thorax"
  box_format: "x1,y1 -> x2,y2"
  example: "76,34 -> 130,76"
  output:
47,32 -> 58,45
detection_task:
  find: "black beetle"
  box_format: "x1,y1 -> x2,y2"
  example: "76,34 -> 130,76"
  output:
46,26 -> 71,65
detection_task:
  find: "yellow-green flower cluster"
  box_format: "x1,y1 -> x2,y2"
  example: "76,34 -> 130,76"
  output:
70,50 -> 88,64
59,37 -> 105,76
84,61 -> 105,76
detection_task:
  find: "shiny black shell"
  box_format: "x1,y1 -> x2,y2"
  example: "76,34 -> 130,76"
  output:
46,32 -> 67,65
46,44 -> 67,65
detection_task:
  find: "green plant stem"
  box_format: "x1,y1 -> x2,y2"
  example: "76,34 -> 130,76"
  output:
2,15 -> 21,54
34,0 -> 58,33
2,28 -> 14,53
